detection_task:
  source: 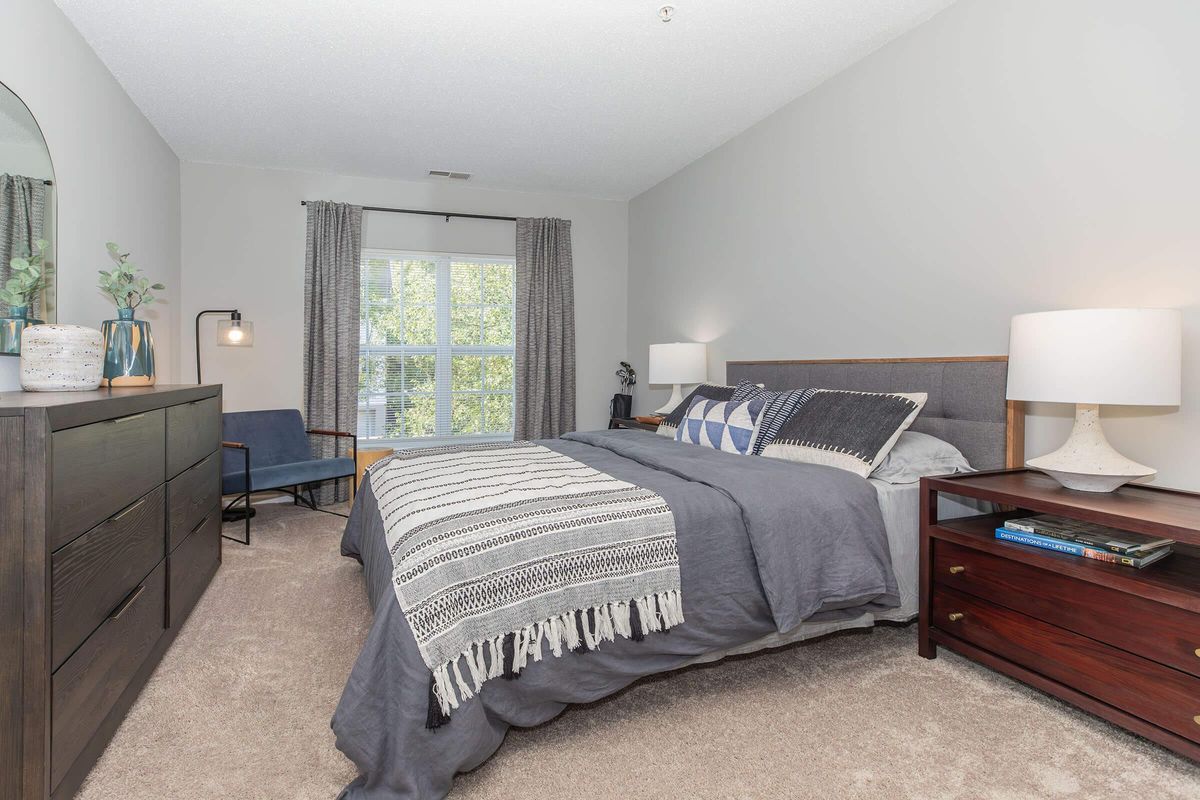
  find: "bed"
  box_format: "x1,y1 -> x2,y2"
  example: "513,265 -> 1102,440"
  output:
332,357 -> 1021,800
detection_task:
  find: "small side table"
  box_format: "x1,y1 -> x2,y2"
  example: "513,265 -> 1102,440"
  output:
609,417 -> 661,432
920,469 -> 1200,762
352,446 -> 395,502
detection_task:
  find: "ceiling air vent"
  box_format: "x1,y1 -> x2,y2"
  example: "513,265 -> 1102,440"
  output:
428,170 -> 471,180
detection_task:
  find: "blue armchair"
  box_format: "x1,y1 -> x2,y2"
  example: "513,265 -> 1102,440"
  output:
221,409 -> 357,544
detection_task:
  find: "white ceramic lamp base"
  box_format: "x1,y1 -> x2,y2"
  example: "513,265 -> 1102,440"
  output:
654,384 -> 685,415
1027,403 -> 1155,492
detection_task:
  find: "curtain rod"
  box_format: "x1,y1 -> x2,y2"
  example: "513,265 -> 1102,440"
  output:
300,200 -> 515,223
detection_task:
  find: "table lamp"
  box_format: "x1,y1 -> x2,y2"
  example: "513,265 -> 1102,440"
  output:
649,342 -> 707,414
1006,308 -> 1181,492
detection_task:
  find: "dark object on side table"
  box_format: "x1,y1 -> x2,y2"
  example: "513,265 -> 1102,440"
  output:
220,409 -> 357,545
610,392 -> 632,420
0,384 -> 223,800
609,416 -> 660,432
920,468 -> 1200,762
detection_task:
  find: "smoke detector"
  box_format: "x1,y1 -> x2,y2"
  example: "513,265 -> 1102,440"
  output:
428,170 -> 471,180
658,5 -> 675,23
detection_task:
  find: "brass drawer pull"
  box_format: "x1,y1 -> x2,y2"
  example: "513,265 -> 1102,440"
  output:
1194,648 -> 1200,658
948,565 -> 965,574
111,497 -> 145,521
108,584 -> 146,621
1194,715 -> 1200,727
947,612 -> 965,622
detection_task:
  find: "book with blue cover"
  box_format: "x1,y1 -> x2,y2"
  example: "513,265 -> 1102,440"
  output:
995,528 -> 1173,569
1002,514 -> 1174,556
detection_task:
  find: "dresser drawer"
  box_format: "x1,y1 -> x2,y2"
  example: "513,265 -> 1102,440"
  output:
934,538 -> 1200,679
170,509 -> 221,628
50,409 -> 166,550
51,559 -> 166,790
51,485 -> 166,672
167,451 -> 219,551
167,396 -> 220,479
933,586 -> 1200,745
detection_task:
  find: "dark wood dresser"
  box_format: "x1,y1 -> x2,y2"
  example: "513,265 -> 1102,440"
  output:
920,469 -> 1200,762
0,385 -> 223,800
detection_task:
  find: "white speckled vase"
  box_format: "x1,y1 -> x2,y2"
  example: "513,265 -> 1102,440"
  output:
20,324 -> 104,391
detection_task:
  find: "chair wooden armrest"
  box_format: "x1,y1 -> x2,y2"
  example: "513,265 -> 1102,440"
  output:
222,440 -> 248,449
306,428 -> 356,438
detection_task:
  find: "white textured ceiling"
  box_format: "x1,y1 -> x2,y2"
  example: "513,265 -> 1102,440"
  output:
54,0 -> 955,199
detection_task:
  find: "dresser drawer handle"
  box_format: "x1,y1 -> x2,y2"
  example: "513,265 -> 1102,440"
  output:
108,584 -> 146,621
110,412 -> 147,424
948,565 -> 965,574
1194,715 -> 1200,727
1194,648 -> 1200,658
111,496 -> 145,521
190,513 -> 210,535
947,612 -> 965,623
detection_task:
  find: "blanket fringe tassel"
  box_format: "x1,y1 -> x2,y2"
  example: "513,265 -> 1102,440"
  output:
425,590 -> 683,728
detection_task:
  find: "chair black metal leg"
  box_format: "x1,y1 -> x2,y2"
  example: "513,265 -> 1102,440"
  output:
222,447 -> 252,546
221,493 -> 252,545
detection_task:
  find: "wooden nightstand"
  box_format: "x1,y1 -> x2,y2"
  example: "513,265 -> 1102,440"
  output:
920,469 -> 1200,761
608,417 -> 660,432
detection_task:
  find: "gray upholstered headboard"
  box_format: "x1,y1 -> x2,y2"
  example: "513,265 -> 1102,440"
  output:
726,357 -> 1022,471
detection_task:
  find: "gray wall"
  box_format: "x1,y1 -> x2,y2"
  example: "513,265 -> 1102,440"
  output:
180,162 -> 628,430
0,0 -> 181,390
628,0 -> 1200,489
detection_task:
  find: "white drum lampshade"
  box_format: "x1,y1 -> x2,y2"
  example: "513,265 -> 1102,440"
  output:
649,342 -> 707,415
1006,308 -> 1181,492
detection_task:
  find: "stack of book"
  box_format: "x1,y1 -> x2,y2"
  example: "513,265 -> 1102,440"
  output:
995,514 -> 1174,569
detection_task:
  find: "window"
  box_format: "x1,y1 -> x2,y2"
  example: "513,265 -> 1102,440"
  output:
358,250 -> 516,448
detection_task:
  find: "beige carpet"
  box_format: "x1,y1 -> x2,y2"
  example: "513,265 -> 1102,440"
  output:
76,503 -> 1200,800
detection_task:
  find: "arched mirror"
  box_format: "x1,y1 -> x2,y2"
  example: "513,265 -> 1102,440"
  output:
0,80 -> 55,355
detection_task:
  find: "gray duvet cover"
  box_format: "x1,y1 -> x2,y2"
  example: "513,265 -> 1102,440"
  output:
333,430 -> 898,799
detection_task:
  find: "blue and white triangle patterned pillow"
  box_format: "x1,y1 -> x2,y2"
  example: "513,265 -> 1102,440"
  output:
675,396 -> 766,455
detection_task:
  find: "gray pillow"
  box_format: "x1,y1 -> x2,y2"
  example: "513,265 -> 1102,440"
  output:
870,431 -> 973,484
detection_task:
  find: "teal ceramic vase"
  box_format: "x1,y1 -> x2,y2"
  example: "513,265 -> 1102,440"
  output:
100,307 -> 156,386
0,305 -> 44,356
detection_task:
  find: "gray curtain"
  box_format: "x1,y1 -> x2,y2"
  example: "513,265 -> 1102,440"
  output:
303,201 -> 362,504
0,174 -> 46,309
514,217 -> 576,440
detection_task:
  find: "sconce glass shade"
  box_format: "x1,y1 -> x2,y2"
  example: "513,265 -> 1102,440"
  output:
217,318 -> 254,347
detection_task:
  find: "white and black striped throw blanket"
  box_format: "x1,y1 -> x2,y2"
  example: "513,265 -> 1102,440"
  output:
370,441 -> 683,725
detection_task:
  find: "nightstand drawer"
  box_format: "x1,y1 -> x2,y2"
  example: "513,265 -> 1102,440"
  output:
934,538 -> 1200,679
933,586 -> 1200,745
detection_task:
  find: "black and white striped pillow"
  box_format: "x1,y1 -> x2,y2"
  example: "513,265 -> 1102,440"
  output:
732,385 -> 819,455
761,389 -> 927,477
